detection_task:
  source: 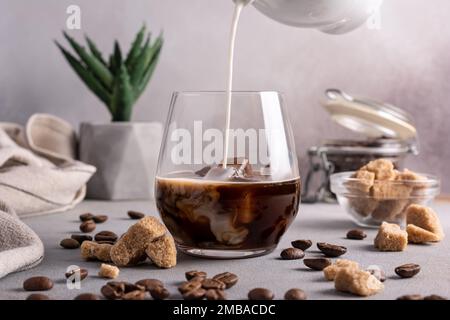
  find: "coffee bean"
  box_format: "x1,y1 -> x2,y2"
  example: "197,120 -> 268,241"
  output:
95,240 -> 116,245
65,268 -> 88,281
128,210 -> 145,220
366,265 -> 386,282
60,238 -> 80,249
80,220 -> 96,233
123,282 -> 145,293
92,215 -> 108,223
205,289 -> 227,300
346,229 -> 367,240
202,278 -> 226,290
397,294 -> 423,300
71,234 -> 92,244
122,290 -> 146,300
280,248 -> 305,260
284,288 -> 307,300
183,288 -> 206,300
291,239 -> 312,251
150,286 -> 170,300
94,230 -> 118,242
74,293 -> 99,300
395,264 -> 421,278
212,272 -> 238,289
23,276 -> 53,291
79,213 -> 94,222
186,270 -> 207,281
317,242 -> 347,257
248,288 -> 274,300
183,289 -> 206,300
303,258 -> 332,271
424,295 -> 447,300
101,283 -> 124,300
26,293 -> 50,300
178,281 -> 202,294
136,279 -> 164,291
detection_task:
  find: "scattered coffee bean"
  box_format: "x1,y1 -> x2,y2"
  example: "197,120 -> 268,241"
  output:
101,282 -> 124,300
212,272 -> 238,289
80,220 -> 96,233
95,240 -> 116,245
178,281 -> 202,294
205,289 -> 227,300
248,288 -> 274,300
74,293 -> 99,300
284,288 -> 307,300
397,294 -> 423,300
346,229 -> 367,240
291,239 -> 312,251
71,234 -> 92,244
424,295 -> 447,300
186,270 -> 207,281
60,238 -> 80,249
395,264 -> 421,278
93,215 -> 108,223
150,286 -> 170,300
182,288 -> 206,300
94,230 -> 118,242
23,276 -> 53,291
317,242 -> 347,257
202,278 -> 226,290
280,248 -> 305,260
366,265 -> 386,282
122,290 -> 146,300
127,210 -> 145,220
79,213 -> 94,222
65,268 -> 88,281
123,282 -> 145,293
303,258 -> 332,271
26,293 -> 50,300
136,279 -> 164,291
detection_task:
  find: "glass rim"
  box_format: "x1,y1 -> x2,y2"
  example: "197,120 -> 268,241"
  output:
172,90 -> 282,96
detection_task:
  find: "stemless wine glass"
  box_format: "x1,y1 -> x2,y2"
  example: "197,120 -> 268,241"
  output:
155,91 -> 301,259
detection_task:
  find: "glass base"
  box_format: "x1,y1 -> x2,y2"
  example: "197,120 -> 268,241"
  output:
177,244 -> 276,259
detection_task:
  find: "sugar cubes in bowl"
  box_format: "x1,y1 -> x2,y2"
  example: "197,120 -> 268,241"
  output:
330,159 -> 440,227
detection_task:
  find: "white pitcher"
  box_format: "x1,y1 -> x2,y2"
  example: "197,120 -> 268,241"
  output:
236,0 -> 383,34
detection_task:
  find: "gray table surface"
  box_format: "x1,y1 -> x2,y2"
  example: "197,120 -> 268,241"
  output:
1,200 -> 449,300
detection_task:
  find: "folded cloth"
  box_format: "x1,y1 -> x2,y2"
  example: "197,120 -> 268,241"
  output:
0,114 -> 96,279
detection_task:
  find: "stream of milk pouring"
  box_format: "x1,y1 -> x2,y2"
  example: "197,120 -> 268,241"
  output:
223,0 -> 255,168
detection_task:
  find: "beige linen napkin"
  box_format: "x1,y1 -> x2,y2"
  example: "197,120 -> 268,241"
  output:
0,114 -> 95,278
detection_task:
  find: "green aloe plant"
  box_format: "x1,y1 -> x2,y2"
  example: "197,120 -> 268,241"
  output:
55,25 -> 163,121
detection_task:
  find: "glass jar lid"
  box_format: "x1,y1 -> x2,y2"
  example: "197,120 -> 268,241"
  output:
322,89 -> 417,140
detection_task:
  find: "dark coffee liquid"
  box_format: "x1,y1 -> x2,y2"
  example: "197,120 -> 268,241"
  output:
156,174 -> 301,250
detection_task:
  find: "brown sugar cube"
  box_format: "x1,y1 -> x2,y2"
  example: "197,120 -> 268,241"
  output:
111,216 -> 167,266
371,199 -> 409,222
407,224 -> 441,243
323,259 -> 360,281
395,169 -> 426,182
406,204 -> 445,241
348,197 -> 378,217
334,268 -> 384,297
374,222 -> 408,251
145,234 -> 177,269
98,264 -> 119,279
361,159 -> 396,181
80,241 -> 112,262
349,170 -> 375,193
371,181 -> 412,200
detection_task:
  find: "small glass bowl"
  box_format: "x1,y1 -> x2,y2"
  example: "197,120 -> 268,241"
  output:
330,172 -> 440,228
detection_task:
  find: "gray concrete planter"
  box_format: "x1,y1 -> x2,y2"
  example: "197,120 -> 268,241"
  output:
79,122 -> 163,200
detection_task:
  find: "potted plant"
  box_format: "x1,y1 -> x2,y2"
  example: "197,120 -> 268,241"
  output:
56,25 -> 163,200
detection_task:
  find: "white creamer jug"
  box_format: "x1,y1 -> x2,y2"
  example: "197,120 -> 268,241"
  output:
236,0 -> 383,34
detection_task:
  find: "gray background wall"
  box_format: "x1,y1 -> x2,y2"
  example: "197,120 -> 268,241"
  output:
1,0 -> 450,193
